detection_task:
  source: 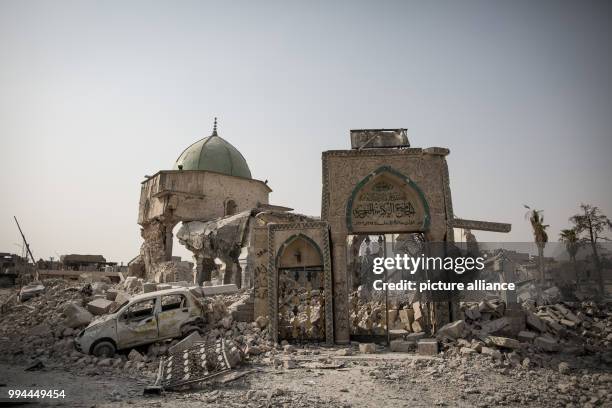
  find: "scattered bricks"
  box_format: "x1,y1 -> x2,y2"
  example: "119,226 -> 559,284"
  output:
437,320 -> 465,339
481,346 -> 502,360
168,331 -> 203,355
486,336 -> 520,350
526,312 -> 547,332
62,302 -> 93,328
406,332 -> 426,343
359,343 -> 376,354
417,339 -> 439,356
128,349 -> 144,362
518,330 -> 538,342
390,340 -> 413,352
143,282 -> 157,293
534,336 -> 560,352
541,316 -> 564,333
87,298 -> 114,315
480,317 -> 510,335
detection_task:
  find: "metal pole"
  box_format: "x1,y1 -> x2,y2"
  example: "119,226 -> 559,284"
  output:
14,216 -> 38,280
383,235 -> 390,346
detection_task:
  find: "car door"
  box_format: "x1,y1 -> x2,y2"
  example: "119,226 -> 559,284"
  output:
157,294 -> 190,338
116,297 -> 159,348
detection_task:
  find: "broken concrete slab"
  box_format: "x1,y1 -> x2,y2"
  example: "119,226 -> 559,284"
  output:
417,339 -> 439,356
390,340 -> 413,352
62,302 -> 93,329
128,349 -> 144,362
437,320 -> 465,339
87,298 -> 114,315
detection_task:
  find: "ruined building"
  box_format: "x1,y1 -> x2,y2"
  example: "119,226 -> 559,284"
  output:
137,123 -> 511,345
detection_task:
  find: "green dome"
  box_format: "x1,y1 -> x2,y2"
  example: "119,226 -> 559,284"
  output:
173,132 -> 252,179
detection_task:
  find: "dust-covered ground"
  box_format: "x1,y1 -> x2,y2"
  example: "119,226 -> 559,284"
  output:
1,344 -> 611,408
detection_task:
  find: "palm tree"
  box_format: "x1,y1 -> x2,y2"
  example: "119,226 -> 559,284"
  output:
559,228 -> 580,288
524,205 -> 549,284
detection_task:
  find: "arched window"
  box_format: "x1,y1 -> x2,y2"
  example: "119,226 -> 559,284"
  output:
225,199 -> 237,216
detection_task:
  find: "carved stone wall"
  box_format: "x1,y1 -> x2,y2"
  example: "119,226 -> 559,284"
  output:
321,147 -> 454,343
267,222 -> 334,345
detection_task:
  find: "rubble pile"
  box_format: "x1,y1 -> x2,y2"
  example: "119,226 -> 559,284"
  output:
0,278 -> 274,382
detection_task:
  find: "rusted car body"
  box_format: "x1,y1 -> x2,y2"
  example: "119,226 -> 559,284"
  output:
75,288 -> 204,357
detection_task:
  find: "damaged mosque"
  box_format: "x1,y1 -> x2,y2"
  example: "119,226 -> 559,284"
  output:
135,119 -> 511,345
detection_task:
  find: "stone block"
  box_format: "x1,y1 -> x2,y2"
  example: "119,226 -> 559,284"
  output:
517,330 -> 537,342
411,320 -> 423,333
417,339 -> 438,355
413,302 -> 423,321
481,346 -> 502,360
534,336 -> 559,352
406,332 -> 426,343
390,340 -> 413,352
480,317 -> 510,335
487,336 -> 520,349
437,320 -> 465,339
62,302 -> 93,329
156,284 -> 172,291
399,308 -> 414,323
526,312 -> 547,332
359,343 -> 376,354
105,289 -> 118,301
143,282 -> 157,293
87,298 -> 113,315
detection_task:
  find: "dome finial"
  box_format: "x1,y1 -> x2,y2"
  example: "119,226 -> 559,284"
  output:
212,117 -> 218,136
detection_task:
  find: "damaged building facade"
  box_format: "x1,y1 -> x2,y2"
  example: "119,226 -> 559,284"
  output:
137,123 -> 511,345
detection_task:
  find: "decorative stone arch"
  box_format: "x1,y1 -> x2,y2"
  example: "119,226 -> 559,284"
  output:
268,222 -> 334,344
346,165 -> 431,234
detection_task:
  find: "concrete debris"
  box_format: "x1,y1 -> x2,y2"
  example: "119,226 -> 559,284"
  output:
63,302 -> 93,328
359,343 -> 376,354
86,298 -> 114,315
417,338 -> 439,355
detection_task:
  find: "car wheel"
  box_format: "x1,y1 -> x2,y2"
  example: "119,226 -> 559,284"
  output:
92,340 -> 116,358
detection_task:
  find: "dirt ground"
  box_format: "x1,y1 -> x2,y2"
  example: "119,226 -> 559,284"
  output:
1,348 -> 610,408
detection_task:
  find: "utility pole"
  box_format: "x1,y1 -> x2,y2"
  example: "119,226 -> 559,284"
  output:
13,216 -> 38,280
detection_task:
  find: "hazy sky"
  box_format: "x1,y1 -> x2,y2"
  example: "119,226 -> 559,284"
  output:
1,0 -> 611,263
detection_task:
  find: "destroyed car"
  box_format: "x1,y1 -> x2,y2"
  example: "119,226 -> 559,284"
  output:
19,282 -> 45,302
75,288 -> 205,357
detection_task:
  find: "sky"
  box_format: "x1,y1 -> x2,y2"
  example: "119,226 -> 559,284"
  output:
1,0 -> 611,264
